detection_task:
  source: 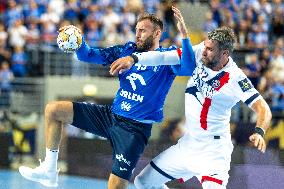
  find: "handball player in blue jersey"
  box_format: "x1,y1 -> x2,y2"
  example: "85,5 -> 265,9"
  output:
18,6 -> 195,189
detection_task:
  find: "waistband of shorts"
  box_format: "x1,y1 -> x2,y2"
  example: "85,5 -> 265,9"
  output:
114,114 -> 153,128
183,132 -> 231,141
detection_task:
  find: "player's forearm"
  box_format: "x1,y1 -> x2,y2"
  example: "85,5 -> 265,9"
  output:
134,49 -> 180,66
172,38 -> 196,76
76,38 -> 105,64
134,38 -> 195,69
252,98 -> 272,131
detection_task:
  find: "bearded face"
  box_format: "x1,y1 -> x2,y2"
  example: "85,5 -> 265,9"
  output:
201,39 -> 224,70
136,35 -> 155,52
135,19 -> 159,52
201,51 -> 222,70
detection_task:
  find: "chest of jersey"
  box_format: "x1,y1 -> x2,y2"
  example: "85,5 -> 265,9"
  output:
191,65 -> 231,97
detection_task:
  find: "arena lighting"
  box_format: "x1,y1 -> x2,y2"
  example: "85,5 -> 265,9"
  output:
82,84 -> 98,96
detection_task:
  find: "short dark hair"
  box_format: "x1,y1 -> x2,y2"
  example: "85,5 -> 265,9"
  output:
136,13 -> 163,30
208,26 -> 236,54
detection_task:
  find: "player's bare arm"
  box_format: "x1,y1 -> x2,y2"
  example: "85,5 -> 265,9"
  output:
249,98 -> 272,153
172,6 -> 188,38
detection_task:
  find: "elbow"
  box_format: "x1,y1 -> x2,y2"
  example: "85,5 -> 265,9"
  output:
267,107 -> 272,122
264,99 -> 272,122
75,52 -> 85,62
262,100 -> 272,124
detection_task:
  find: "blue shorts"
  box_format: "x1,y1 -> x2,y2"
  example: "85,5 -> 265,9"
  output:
71,102 -> 152,180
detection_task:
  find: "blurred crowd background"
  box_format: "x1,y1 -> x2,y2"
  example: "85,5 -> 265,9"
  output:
0,0 -> 283,107
0,0 -> 283,187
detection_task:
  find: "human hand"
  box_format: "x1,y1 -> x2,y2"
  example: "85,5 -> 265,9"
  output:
172,6 -> 188,39
109,56 -> 135,76
249,133 -> 266,153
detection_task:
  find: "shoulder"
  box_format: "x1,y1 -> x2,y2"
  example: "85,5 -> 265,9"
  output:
103,41 -> 136,51
124,41 -> 137,50
158,45 -> 178,52
224,58 -> 244,80
192,42 -> 204,63
193,41 -> 204,50
228,65 -> 251,90
101,41 -> 136,55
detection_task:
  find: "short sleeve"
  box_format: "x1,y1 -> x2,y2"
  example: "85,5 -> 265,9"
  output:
232,73 -> 262,107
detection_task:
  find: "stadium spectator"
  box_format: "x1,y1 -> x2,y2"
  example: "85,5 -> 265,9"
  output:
120,7 -> 136,31
63,0 -> 80,22
235,19 -> 249,48
4,0 -> 23,28
209,0 -> 222,27
0,22 -> 10,63
85,19 -> 103,47
25,21 -> 41,48
270,77 -> 284,112
244,53 -> 261,88
259,47 -> 271,74
11,46 -> 27,77
0,61 -> 13,108
8,19 -> 28,49
248,14 -> 269,49
101,6 -> 120,36
23,0 -> 41,25
202,12 -> 218,35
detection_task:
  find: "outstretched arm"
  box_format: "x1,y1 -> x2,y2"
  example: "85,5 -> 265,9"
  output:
169,6 -> 196,76
75,39 -> 106,64
109,38 -> 195,75
249,98 -> 272,153
59,25 -> 123,65
109,6 -> 196,76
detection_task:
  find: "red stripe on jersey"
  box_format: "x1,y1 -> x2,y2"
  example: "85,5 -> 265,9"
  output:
200,97 -> 212,130
200,72 -> 230,130
176,48 -> 182,59
201,176 -> 223,185
215,72 -> 230,91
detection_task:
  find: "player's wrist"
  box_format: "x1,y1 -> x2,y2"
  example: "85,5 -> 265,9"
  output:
181,31 -> 189,39
130,54 -> 139,64
254,127 -> 265,137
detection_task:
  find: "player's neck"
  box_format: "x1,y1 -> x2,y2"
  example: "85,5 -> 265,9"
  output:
149,42 -> 160,51
212,58 -> 229,71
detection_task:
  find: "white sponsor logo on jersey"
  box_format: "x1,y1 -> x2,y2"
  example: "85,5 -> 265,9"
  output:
120,89 -> 144,103
121,101 -> 131,111
126,73 -> 146,91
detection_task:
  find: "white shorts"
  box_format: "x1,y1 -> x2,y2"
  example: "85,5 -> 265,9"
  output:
151,133 -> 233,187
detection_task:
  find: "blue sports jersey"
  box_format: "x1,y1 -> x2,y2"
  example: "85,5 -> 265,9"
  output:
76,39 -> 194,123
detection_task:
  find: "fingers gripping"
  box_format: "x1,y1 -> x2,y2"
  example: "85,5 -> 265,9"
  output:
109,57 -> 134,75
249,134 -> 266,153
58,25 -> 82,34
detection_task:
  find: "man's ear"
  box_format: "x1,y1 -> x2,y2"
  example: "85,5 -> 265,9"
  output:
155,29 -> 162,38
223,49 -> 230,56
